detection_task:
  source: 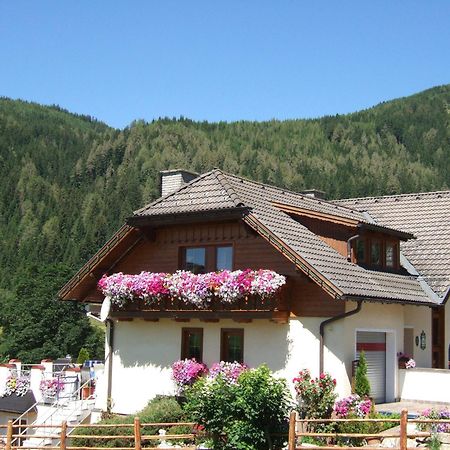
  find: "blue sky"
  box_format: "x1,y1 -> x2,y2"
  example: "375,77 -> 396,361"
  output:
0,1 -> 449,128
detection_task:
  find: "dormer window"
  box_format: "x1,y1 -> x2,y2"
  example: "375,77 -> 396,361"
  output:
356,239 -> 366,262
385,242 -> 397,268
354,236 -> 399,270
370,241 -> 382,266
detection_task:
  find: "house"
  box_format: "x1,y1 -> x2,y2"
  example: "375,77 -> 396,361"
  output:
58,169 -> 447,415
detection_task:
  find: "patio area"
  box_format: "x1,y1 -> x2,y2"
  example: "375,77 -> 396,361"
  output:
377,400 -> 450,417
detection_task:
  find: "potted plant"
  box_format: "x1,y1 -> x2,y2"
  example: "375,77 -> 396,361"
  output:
40,378 -> 64,403
81,378 -> 95,399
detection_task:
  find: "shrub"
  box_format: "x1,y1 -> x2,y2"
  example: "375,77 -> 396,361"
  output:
185,365 -> 291,450
354,351 -> 371,397
72,396 -> 192,448
417,408 -> 450,433
77,347 -> 90,365
293,369 -> 337,431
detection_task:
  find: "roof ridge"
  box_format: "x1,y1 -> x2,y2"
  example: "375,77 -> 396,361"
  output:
219,170 -> 362,215
336,189 -> 450,203
133,169 -> 217,215
213,170 -> 245,208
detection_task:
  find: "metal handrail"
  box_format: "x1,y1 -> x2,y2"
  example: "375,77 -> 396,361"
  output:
13,374 -> 80,426
13,376 -> 96,446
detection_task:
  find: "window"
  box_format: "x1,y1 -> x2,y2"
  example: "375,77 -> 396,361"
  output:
216,246 -> 233,270
221,329 -> 244,363
356,239 -> 366,262
385,242 -> 396,268
181,246 -> 233,272
370,241 -> 382,266
181,328 -> 203,361
184,248 -> 206,274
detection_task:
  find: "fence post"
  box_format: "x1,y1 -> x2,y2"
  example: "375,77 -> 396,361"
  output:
288,410 -> 297,450
5,420 -> 13,450
60,421 -> 67,450
400,409 -> 408,450
134,416 -> 142,450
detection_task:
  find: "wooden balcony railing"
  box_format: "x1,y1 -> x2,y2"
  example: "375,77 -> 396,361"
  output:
111,292 -> 289,323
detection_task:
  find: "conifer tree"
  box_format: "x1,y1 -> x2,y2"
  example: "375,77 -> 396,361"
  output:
355,351 -> 371,397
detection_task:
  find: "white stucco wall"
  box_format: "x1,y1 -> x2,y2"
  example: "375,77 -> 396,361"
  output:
398,368 -> 450,403
404,304 -> 432,367
104,301 -> 433,414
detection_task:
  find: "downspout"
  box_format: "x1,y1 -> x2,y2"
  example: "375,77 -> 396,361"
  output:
319,301 -> 362,374
105,318 -> 114,409
347,234 -> 360,262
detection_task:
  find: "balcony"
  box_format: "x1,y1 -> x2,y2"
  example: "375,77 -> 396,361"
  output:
102,269 -> 289,323
111,293 -> 289,323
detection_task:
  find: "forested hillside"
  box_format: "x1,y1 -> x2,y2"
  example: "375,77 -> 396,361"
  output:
0,85 -> 449,361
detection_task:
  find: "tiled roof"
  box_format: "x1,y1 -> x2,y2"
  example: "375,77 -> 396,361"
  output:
131,169 -> 435,305
134,171 -> 242,216
336,191 -> 450,299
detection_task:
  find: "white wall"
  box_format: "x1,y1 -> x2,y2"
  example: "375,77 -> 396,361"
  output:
404,305 -> 432,367
398,368 -> 450,403
106,301 -> 433,414
323,302 -> 404,402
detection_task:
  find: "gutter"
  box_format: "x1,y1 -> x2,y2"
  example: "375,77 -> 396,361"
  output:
346,234 -> 360,262
105,318 -> 115,411
319,301 -> 362,374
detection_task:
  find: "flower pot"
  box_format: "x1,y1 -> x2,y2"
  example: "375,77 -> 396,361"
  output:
82,386 -> 94,399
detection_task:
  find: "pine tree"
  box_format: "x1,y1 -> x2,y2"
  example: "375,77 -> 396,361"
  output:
355,351 -> 371,397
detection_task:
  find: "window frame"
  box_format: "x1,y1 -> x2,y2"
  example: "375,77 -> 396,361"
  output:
181,328 -> 204,362
220,328 -> 244,363
180,244 -> 234,272
369,239 -> 382,267
385,241 -> 397,269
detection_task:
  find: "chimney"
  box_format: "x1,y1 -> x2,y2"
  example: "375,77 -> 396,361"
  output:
160,169 -> 199,197
300,189 -> 327,200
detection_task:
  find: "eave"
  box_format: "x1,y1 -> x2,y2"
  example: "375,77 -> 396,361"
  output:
58,225 -> 143,302
127,206 -> 249,227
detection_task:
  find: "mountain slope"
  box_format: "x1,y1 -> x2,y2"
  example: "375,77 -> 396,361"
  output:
0,85 -> 449,288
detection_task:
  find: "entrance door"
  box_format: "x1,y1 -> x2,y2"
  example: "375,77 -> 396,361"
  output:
356,331 -> 386,403
432,307 -> 445,368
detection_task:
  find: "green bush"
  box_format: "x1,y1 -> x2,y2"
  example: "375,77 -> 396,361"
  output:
185,365 -> 291,450
76,347 -> 90,365
293,369 -> 337,434
72,396 -> 192,448
335,412 -> 400,447
354,351 -> 371,397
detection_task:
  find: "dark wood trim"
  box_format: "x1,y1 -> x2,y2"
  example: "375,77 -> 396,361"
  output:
432,307 -> 445,368
127,207 -> 249,227
271,201 -> 359,227
111,310 -> 287,321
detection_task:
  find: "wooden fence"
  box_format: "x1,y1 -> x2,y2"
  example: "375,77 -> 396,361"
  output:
2,409 -> 449,450
288,408 -> 450,450
0,418 -> 199,450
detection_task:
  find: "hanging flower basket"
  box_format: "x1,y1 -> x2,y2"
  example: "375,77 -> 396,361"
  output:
1,375 -> 31,397
98,269 -> 286,309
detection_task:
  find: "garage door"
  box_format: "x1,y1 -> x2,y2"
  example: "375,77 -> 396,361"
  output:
356,331 -> 386,403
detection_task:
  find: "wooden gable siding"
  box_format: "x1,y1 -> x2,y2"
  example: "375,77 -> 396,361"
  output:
290,215 -> 356,259
84,220 -> 344,317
